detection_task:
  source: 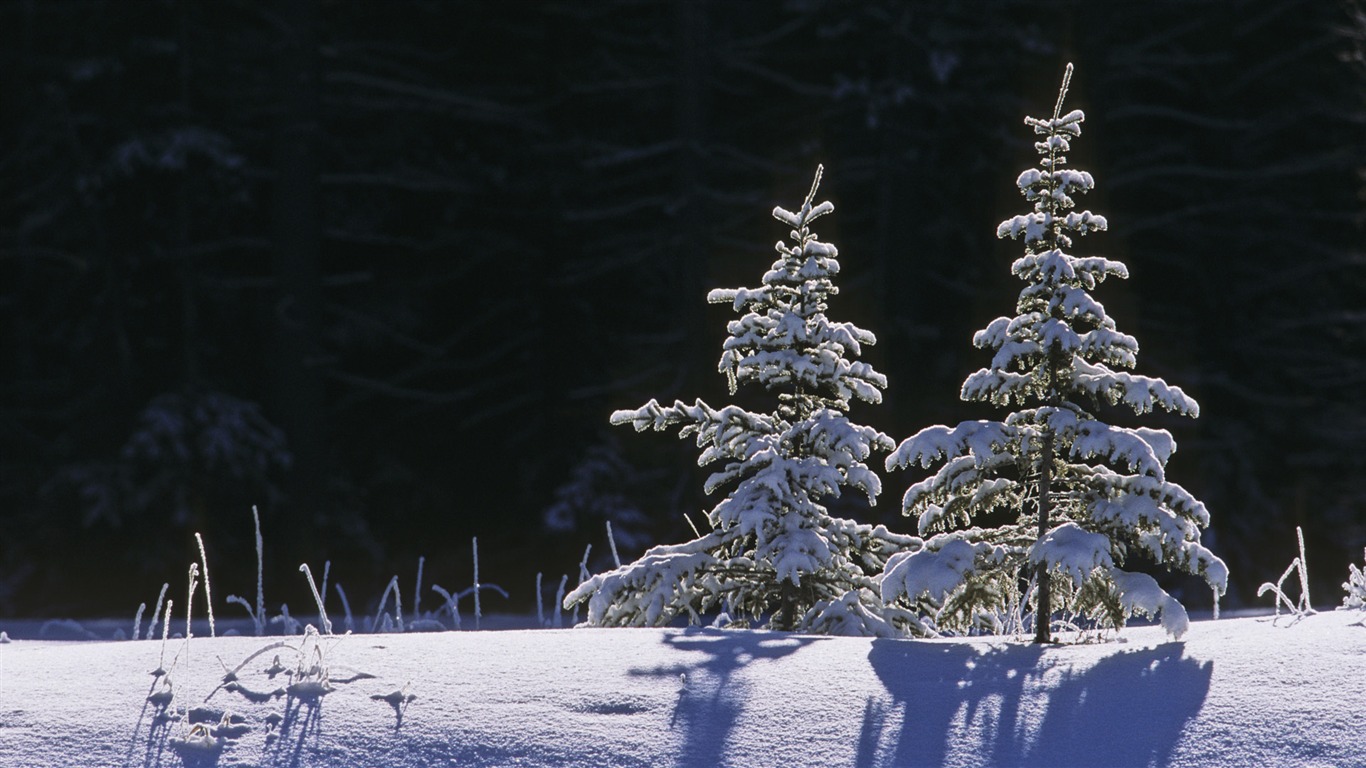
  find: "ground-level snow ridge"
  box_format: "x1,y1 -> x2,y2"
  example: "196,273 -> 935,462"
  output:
0,610 -> 1362,767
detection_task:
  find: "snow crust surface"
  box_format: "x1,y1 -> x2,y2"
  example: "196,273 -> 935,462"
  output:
1,612 -> 1362,767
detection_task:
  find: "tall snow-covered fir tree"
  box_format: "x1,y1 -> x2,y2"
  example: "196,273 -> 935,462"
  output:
565,166 -> 919,636
881,65 -> 1227,642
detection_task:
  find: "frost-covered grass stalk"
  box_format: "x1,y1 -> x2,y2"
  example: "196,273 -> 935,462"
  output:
472,537 -> 481,630
253,506 -> 265,636
606,521 -> 622,568
536,572 -> 545,627
430,584 -> 461,630
155,598 -> 174,675
299,563 -> 333,635
185,562 -> 200,646
227,510 -> 268,635
554,575 -> 568,628
573,545 -> 592,624
683,512 -> 702,538
195,533 -> 216,638
577,544 -> 592,583
133,602 -> 146,642
1296,527 -> 1311,608
533,573 -> 564,627
217,638 -> 290,691
225,594 -> 257,632
413,556 -> 425,623
429,563 -> 507,632
273,603 -> 301,635
335,583 -> 355,634
371,576 -> 404,634
226,508 -> 269,634
147,582 -> 169,642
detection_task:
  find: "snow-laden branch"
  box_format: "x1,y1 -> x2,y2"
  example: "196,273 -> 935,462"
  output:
1072,359 -> 1200,416
886,421 -> 1014,471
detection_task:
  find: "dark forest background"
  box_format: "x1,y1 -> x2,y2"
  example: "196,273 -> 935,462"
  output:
3,0 -> 1363,620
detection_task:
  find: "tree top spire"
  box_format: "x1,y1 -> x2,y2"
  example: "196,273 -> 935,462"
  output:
1053,62 -> 1074,121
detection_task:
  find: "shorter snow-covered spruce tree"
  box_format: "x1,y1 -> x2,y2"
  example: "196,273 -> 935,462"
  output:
881,65 -> 1227,642
565,166 -> 919,636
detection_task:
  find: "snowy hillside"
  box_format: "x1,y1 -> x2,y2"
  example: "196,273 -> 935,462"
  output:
1,611 -> 1362,768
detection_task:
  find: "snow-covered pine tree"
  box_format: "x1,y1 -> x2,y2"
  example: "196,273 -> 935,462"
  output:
565,166 -> 919,636
881,64 -> 1227,642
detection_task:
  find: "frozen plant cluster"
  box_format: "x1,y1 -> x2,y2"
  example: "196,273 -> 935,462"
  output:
1344,548 -> 1366,613
1257,526 -> 1316,625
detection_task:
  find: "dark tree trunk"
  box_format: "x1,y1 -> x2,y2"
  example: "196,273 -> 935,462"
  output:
778,578 -> 798,632
1035,428 -> 1054,644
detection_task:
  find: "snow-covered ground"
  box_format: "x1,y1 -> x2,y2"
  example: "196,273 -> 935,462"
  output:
1,610 -> 1362,768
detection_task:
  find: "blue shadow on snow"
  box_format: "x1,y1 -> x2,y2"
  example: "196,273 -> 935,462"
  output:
861,639 -> 1212,768
630,627 -> 823,768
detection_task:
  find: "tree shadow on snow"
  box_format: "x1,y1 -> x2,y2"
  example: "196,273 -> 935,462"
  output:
1027,643 -> 1212,767
861,639 -> 1211,768
629,628 -> 822,768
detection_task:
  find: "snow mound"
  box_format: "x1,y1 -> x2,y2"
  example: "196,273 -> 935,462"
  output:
0,612 -> 1362,767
